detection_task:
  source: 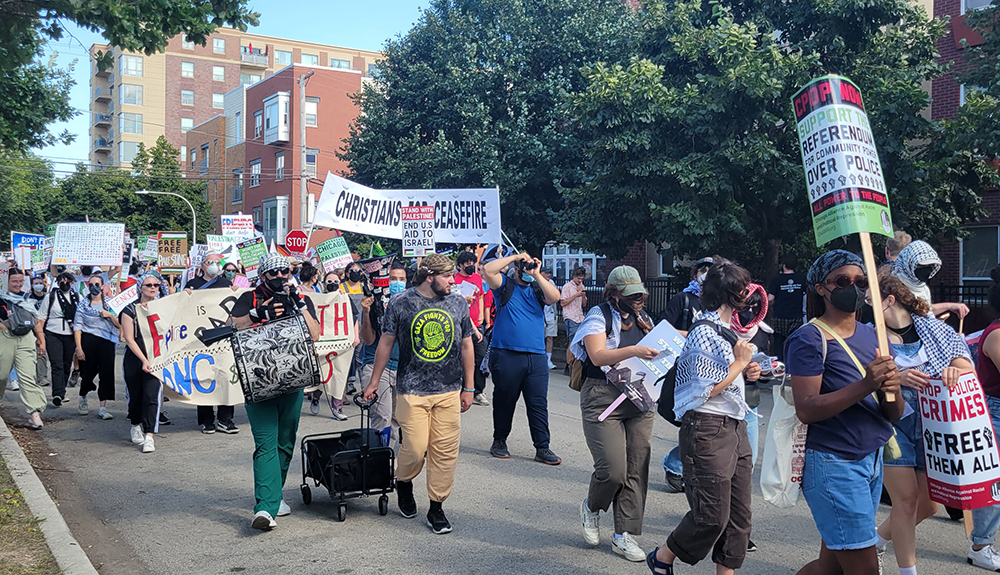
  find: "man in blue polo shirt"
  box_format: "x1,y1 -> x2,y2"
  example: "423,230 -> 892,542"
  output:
482,251 -> 562,465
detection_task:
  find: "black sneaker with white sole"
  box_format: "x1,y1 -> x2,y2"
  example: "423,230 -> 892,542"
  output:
215,420 -> 240,434
397,480 -> 417,518
200,423 -> 216,434
52,396 -> 63,407
426,505 -> 452,534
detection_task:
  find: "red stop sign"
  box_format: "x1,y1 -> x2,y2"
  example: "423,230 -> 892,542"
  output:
285,230 -> 308,253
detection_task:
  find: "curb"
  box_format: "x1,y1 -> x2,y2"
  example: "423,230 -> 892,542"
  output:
0,415 -> 100,575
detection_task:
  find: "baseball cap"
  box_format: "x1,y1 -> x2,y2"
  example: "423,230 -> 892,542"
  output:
607,266 -> 646,297
540,266 -> 553,274
694,257 -> 714,268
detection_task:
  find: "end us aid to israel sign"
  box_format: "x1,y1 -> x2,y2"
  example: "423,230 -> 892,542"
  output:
919,372 -> 1000,510
792,75 -> 893,246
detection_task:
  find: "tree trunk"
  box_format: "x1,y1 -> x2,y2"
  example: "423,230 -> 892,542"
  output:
763,238 -> 782,284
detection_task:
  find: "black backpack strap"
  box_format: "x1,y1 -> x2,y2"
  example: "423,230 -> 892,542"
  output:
689,318 -> 739,347
600,302 -> 613,336
497,275 -> 516,308
682,292 -> 692,330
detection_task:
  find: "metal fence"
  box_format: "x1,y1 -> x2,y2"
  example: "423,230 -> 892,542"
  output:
552,277 -> 678,319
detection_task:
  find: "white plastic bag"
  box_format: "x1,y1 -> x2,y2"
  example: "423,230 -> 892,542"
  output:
760,382 -> 808,508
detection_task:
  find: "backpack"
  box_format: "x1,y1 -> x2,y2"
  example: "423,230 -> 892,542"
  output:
48,288 -> 79,330
566,303 -> 613,391
656,319 -> 739,427
2,297 -> 37,337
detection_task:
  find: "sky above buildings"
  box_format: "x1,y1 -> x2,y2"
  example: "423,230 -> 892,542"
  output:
37,0 -> 431,174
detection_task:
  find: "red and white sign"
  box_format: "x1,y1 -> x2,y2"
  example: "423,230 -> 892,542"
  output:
220,214 -> 254,241
285,230 -> 308,254
401,205 -> 435,258
920,372 -> 1000,510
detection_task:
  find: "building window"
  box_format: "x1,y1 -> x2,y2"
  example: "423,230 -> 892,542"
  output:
213,38 -> 226,54
330,58 -> 351,70
121,113 -> 143,134
366,63 -> 381,79
275,50 -> 292,65
275,151 -> 285,181
964,0 -> 991,13
200,144 -> 209,173
305,97 -> 318,127
304,148 -> 318,178
300,53 -> 318,65
212,93 -> 225,108
241,73 -> 261,86
181,117 -> 194,133
190,148 -> 196,171
120,55 -> 143,77
250,159 -> 261,187
212,65 -> 225,82
181,89 -> 194,106
181,34 -> 195,50
252,206 -> 261,224
962,226 -> 999,283
541,244 -> 604,280
118,141 -> 139,164
120,84 -> 143,106
234,111 -> 243,142
265,205 -> 277,232
658,248 -> 675,277
181,61 -> 194,78
232,169 -> 243,202
180,145 -> 187,164
254,110 -> 263,139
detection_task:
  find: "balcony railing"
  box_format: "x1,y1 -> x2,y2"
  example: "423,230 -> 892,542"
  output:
240,48 -> 268,67
94,138 -> 111,151
93,113 -> 112,126
94,87 -> 112,101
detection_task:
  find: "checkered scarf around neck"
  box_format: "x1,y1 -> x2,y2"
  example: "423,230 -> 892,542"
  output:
674,310 -> 750,417
906,314 -> 971,378
806,250 -> 864,293
892,240 -> 940,306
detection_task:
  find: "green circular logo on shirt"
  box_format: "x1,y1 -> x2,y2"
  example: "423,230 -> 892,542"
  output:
411,308 -> 454,362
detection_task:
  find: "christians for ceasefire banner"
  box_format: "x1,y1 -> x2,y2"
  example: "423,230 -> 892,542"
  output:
919,372 -> 1000,510
312,173 -> 502,244
792,75 -> 893,245
136,289 -> 356,406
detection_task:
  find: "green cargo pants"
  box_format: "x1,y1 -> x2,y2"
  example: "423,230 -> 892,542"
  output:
244,390 -> 303,517
0,329 -> 46,415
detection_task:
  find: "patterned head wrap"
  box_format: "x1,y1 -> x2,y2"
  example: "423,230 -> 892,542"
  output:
806,250 -> 864,293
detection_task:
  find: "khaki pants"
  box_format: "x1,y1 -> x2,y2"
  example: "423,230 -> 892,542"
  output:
396,390 -> 461,503
0,330 -> 46,415
360,363 -> 398,447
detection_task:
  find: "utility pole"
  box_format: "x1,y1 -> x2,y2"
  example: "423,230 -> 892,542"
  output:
298,70 -> 314,232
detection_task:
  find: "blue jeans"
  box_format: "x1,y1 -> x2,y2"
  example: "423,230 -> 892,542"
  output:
664,410 -> 759,474
971,394 -> 1000,545
489,348 -> 551,449
802,447 -> 883,550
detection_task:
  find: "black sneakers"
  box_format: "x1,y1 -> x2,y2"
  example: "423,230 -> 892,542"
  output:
490,439 -> 510,459
397,480 -> 417,518
664,470 -> 685,493
426,502 -> 452,534
200,423 -> 216,434
215,420 -> 240,434
534,448 -> 562,466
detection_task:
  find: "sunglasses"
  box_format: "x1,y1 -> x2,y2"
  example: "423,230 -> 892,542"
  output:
823,275 -> 869,290
142,283 -> 161,288
265,268 -> 290,277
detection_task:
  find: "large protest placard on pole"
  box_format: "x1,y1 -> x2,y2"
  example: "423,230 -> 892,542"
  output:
221,214 -> 254,240
13,246 -> 31,270
157,232 -> 188,274
136,289 -> 355,405
11,232 -> 45,250
312,174 -> 502,244
920,372 -> 1000,509
236,236 -> 267,279
207,235 -> 240,265
315,237 -> 353,274
52,223 -> 126,266
402,205 -> 435,257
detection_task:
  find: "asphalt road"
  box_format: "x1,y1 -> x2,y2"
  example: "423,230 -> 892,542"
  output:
2,367 -> 985,575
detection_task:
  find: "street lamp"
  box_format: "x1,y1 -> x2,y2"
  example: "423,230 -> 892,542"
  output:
135,190 -> 197,244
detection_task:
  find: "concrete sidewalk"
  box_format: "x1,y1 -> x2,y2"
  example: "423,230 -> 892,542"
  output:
2,371 -> 980,575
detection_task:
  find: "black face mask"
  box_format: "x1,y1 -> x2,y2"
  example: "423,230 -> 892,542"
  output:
913,266 -> 935,283
59,282 -> 71,292
89,284 -> 102,296
326,282 -> 339,292
463,265 -> 476,276
266,277 -> 286,292
737,309 -> 757,326
348,270 -> 362,283
828,284 -> 866,313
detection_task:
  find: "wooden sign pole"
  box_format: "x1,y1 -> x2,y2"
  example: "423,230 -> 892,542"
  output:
860,231 -> 895,402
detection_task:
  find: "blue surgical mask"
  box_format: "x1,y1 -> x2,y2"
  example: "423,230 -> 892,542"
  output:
521,273 -> 535,283
389,280 -> 406,294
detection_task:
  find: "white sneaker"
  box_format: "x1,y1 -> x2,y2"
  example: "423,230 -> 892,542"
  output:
98,407 -> 113,420
547,360 -> 557,370
28,412 -> 43,430
251,510 -> 277,531
331,409 -> 348,421
968,545 -> 1000,571
78,397 -> 89,415
141,436 -> 155,453
277,500 -> 291,517
612,532 -> 645,562
580,499 -> 600,546
309,397 -> 320,416
7,380 -> 19,391
130,424 -> 144,445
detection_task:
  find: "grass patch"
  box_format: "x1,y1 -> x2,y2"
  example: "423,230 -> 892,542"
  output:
0,457 -> 59,575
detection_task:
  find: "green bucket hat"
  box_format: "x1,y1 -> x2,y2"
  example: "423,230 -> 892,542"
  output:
607,266 -> 646,297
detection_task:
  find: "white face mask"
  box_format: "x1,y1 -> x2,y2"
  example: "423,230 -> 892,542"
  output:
32,284 -> 44,293
697,273 -> 707,284
206,263 -> 221,276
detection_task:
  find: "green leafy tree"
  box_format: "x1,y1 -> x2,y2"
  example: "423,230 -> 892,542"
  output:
340,0 -> 636,253
0,52 -> 76,151
51,137 -> 212,243
951,3 -> 1000,160
564,0 -> 994,277
0,151 -> 58,249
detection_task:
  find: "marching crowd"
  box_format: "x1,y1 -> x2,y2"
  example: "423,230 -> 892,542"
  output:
6,231 -> 1000,575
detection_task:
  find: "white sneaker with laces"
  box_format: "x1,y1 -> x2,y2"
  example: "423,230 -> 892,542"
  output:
78,397 -> 89,415
580,499 -> 599,547
130,425 -> 144,445
141,436 -> 155,453
277,500 -> 291,517
331,409 -> 348,421
968,545 -> 1000,571
251,510 -> 277,531
612,532 -> 645,562
98,407 -> 113,420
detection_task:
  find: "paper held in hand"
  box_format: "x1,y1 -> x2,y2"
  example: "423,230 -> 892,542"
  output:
598,320 -> 686,421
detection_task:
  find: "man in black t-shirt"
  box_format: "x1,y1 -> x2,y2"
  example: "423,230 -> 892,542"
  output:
766,254 -> 806,361
231,253 -> 321,531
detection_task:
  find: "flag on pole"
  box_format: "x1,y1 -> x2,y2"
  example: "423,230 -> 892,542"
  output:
372,242 -> 386,257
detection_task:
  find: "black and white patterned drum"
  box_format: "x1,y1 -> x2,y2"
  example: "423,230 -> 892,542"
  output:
231,314 -> 320,404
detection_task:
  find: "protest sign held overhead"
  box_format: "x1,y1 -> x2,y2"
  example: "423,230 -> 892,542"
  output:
13,247 -> 30,270
207,235 -> 240,265
792,75 -> 893,246
52,223 -> 126,267
221,214 -> 255,240
312,174 -> 502,244
402,205 -> 435,257
920,372 -> 1000,510
236,236 -> 267,279
11,232 -> 45,250
315,236 -> 353,274
158,232 -> 188,274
